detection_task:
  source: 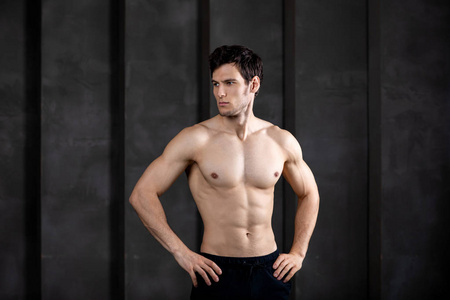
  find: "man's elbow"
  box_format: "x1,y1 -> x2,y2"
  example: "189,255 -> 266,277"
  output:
129,190 -> 142,209
311,190 -> 320,205
129,188 -> 157,209
298,188 -> 319,201
314,190 -> 320,202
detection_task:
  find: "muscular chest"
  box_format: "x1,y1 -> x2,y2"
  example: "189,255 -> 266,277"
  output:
195,134 -> 285,189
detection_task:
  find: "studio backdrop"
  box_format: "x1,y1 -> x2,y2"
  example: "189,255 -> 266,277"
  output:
1,0 -> 449,299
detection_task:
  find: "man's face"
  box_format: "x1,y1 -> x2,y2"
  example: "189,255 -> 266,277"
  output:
211,63 -> 253,117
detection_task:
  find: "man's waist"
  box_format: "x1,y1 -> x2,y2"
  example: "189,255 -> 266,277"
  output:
200,231 -> 277,257
199,249 -> 280,265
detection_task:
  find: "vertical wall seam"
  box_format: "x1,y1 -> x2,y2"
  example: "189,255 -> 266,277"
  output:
282,0 -> 297,250
367,0 -> 382,298
283,0 -> 296,136
196,0 -> 210,250
199,0 -> 211,123
110,0 -> 126,298
25,0 -> 42,298
282,0 -> 296,299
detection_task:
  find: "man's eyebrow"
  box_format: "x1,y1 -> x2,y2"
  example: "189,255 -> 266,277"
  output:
211,78 -> 237,83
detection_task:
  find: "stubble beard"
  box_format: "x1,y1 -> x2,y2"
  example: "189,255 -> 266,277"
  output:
218,89 -> 251,117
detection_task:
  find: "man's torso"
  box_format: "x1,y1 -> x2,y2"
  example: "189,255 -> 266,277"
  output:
186,116 -> 289,257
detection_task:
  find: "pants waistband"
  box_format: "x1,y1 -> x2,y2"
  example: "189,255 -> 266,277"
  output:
200,250 -> 279,265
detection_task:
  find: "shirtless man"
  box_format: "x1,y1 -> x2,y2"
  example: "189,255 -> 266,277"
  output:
129,45 -> 319,299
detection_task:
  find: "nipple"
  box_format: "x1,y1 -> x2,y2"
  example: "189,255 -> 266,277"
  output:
274,172 -> 279,177
211,172 -> 218,179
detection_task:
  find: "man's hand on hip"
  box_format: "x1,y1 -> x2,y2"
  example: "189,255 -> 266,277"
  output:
272,253 -> 304,283
174,249 -> 222,287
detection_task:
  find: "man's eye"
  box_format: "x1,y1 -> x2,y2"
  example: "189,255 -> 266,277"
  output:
212,82 -> 219,87
226,82 -> 234,85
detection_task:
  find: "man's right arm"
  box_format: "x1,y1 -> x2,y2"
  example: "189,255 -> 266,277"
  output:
129,126 -> 222,287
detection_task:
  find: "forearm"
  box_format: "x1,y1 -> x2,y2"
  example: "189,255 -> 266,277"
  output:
129,190 -> 188,256
289,193 -> 319,258
130,189 -> 222,287
272,192 -> 319,282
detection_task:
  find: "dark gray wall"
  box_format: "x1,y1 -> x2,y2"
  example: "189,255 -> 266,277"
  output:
125,0 -> 199,299
295,1 -> 368,298
40,0 -> 117,299
380,0 -> 450,298
1,1 -> 33,298
1,0 -> 449,299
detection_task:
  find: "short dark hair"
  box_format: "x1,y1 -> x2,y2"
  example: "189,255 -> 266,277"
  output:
209,45 -> 263,95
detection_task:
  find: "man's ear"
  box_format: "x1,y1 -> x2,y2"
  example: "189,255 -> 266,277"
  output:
250,76 -> 260,94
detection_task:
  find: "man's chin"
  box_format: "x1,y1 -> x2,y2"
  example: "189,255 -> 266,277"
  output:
218,111 -> 237,117
218,109 -> 232,117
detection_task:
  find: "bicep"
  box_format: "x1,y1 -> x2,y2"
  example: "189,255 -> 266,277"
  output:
283,159 -> 318,199
134,153 -> 190,197
133,128 -> 198,197
281,135 -> 318,199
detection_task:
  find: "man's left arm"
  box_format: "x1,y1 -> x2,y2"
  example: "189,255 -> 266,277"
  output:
273,134 -> 320,282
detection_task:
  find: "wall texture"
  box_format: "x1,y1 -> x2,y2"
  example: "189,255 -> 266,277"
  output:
295,1 -> 368,298
1,0 -> 41,298
1,0 -> 31,298
380,0 -> 450,298
125,0 -> 199,299
0,0 -> 449,299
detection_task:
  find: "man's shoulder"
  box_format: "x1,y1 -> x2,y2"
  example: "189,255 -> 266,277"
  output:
162,124 -> 211,160
185,116 -> 227,139
262,123 -> 302,161
182,118 -> 219,137
197,115 -> 222,130
174,123 -> 210,145
173,118 -> 219,146
264,123 -> 297,145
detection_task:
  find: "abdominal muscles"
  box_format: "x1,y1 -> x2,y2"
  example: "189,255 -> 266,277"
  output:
187,158 -> 280,257
196,185 -> 278,257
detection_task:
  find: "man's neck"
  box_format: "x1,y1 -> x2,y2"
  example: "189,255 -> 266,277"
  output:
220,110 -> 256,141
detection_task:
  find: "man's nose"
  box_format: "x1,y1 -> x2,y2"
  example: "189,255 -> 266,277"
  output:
217,86 -> 226,98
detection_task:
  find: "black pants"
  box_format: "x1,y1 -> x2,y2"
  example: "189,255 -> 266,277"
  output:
190,250 -> 292,300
